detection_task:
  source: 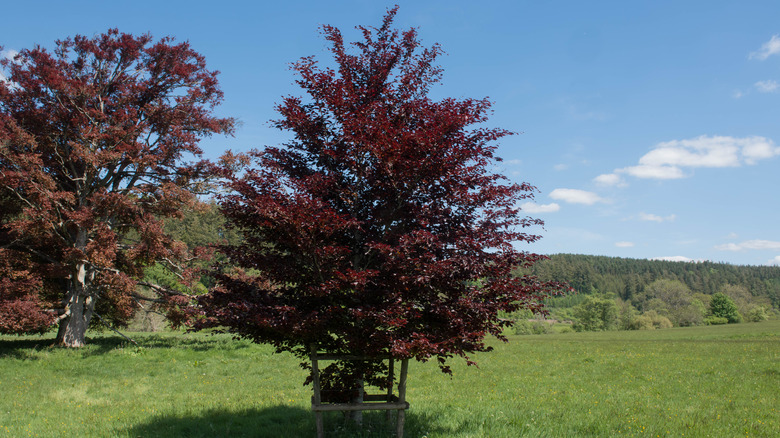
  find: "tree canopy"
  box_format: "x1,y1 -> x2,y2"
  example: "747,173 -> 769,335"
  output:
200,8 -> 562,391
0,30 -> 233,346
709,292 -> 742,324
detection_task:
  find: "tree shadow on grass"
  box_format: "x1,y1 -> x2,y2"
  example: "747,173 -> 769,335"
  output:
0,332 -> 251,359
126,406 -> 460,438
0,337 -> 56,354
0,336 -> 120,359
0,335 -> 144,359
133,333 -> 253,352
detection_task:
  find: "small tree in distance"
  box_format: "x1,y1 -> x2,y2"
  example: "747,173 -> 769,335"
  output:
0,30 -> 234,346
202,7 -> 564,403
709,292 -> 742,324
572,294 -> 619,331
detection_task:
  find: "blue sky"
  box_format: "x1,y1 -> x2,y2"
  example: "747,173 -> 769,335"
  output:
3,1 -> 780,266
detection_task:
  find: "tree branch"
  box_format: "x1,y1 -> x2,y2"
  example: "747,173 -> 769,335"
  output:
93,312 -> 138,346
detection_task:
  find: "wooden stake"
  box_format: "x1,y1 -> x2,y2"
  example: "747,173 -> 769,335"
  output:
310,344 -> 324,438
397,359 -> 409,438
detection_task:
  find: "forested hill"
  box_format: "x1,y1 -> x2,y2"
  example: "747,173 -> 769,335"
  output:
529,254 -> 780,307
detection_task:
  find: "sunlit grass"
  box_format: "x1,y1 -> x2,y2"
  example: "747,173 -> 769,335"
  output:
1,321 -> 778,437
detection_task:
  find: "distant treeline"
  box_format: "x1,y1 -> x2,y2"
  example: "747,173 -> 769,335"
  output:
529,254 -> 780,308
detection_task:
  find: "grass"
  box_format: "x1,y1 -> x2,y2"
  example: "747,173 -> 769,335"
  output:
1,321 -> 778,437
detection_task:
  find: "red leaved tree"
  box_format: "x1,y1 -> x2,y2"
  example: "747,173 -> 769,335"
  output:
0,30 -> 233,346
202,8 -> 561,394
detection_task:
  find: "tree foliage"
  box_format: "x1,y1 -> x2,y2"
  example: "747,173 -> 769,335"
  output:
709,292 -> 742,324
572,295 -> 618,332
162,202 -> 242,251
200,8 -> 562,391
717,284 -> 772,320
628,310 -> 673,330
642,279 -> 705,327
0,30 -> 233,346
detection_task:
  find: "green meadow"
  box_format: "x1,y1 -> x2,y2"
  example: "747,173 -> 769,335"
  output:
1,321 -> 778,437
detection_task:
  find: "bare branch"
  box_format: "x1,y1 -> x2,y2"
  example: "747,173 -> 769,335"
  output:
93,312 -> 138,346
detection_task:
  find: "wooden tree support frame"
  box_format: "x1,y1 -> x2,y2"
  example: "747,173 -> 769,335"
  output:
310,344 -> 409,438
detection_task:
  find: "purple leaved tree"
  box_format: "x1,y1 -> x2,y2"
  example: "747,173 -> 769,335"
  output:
200,6 -> 564,419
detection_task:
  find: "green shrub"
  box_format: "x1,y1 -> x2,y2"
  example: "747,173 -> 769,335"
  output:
629,310 -> 672,330
746,306 -> 770,322
630,314 -> 654,330
705,316 -> 729,325
514,319 -> 553,335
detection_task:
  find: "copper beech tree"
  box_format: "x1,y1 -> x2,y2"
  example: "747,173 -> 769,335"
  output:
0,30 -> 233,346
201,8 -> 563,396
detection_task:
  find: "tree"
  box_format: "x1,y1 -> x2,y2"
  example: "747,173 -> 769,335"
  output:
163,202 -> 242,251
201,7 -> 562,399
616,297 -> 639,330
0,30 -> 233,346
572,295 -> 618,331
636,279 -> 706,327
709,292 -> 742,323
719,283 -> 772,320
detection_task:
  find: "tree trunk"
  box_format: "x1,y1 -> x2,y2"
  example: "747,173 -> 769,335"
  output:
347,378 -> 365,425
55,263 -> 95,348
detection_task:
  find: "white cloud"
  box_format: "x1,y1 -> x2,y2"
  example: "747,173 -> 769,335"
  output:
641,136 -> 741,167
619,164 -> 686,180
549,188 -> 604,205
615,241 -> 634,248
749,35 -> 780,60
715,240 -> 780,251
520,202 -> 560,213
613,135 -> 779,180
755,80 -> 779,93
504,159 -> 522,165
766,256 -> 780,266
733,89 -> 746,99
742,138 -> 780,164
651,256 -> 696,262
593,173 -> 625,187
553,163 -> 568,171
638,212 -> 676,223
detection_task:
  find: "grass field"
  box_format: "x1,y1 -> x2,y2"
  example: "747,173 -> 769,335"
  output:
1,321 -> 778,437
